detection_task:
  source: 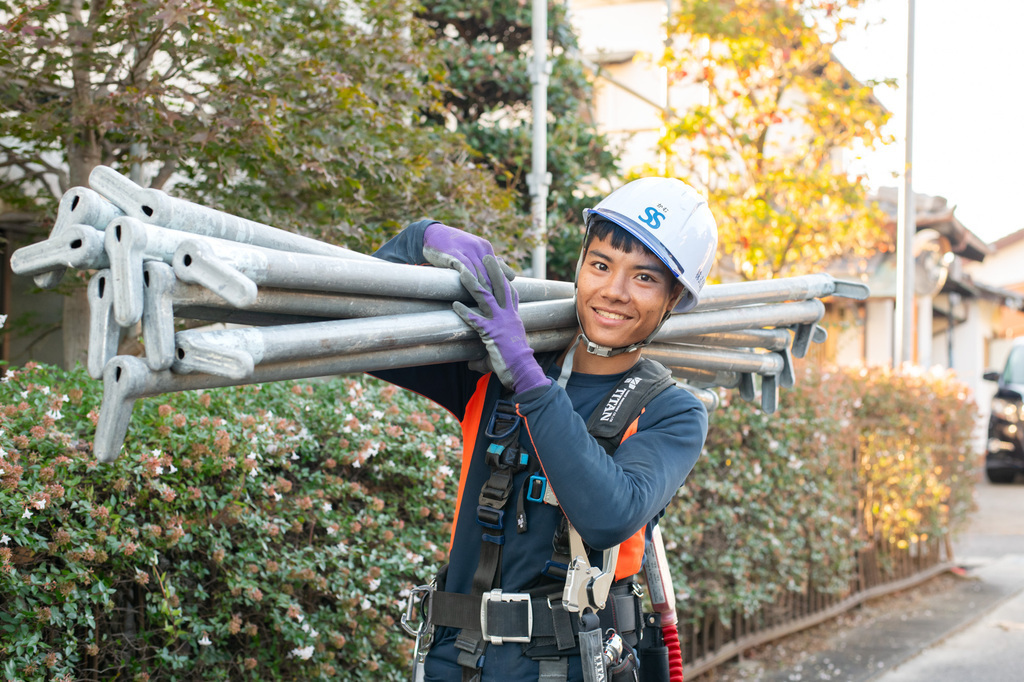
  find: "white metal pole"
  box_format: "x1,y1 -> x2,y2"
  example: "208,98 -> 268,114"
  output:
528,0 -> 551,279
894,0 -> 916,366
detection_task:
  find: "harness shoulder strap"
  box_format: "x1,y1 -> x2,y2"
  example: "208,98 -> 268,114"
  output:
585,357 -> 675,453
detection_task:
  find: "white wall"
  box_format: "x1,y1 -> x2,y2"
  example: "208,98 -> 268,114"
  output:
864,299 -> 894,367
967,237 -> 1024,288
572,0 -> 670,173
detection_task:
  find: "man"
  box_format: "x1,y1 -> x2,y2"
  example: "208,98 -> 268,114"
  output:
373,177 -> 718,681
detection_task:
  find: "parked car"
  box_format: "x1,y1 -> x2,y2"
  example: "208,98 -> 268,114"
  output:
983,338 -> 1024,483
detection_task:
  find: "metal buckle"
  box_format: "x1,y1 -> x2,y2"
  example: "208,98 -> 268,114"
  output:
480,589 -> 533,644
485,401 -> 521,440
401,584 -> 434,640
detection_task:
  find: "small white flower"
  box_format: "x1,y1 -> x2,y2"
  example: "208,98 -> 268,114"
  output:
198,634 -> 212,646
291,453 -> 299,461
33,499 -> 46,510
326,526 -> 337,536
22,509 -> 32,519
154,466 -> 164,476
247,452 -> 258,460
0,313 -> 6,328
19,390 -> 28,399
40,386 -> 50,395
45,409 -> 62,421
273,492 -> 282,502
169,464 -> 178,474
249,467 -> 259,478
368,578 -> 381,592
290,645 -> 315,660
322,502 -> 332,512
360,598 -> 371,610
0,534 -> 10,544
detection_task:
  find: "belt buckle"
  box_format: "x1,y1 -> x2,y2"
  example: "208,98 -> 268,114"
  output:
480,589 -> 533,644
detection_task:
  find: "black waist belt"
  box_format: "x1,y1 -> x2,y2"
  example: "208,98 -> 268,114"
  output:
427,584 -> 641,653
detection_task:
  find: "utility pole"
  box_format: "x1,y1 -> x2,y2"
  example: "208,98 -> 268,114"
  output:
894,0 -> 916,366
528,0 -> 551,279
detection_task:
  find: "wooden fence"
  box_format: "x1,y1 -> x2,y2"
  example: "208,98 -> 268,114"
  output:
681,534 -> 954,678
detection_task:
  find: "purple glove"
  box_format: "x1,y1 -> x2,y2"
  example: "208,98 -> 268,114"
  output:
453,255 -> 549,394
422,222 -> 515,286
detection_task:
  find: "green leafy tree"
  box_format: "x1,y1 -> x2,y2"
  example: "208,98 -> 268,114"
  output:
646,0 -> 894,280
417,0 -> 620,280
1,0 -> 518,242
1,0 -> 519,363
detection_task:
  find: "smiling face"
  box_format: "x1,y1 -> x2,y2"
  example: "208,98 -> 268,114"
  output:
573,230 -> 682,372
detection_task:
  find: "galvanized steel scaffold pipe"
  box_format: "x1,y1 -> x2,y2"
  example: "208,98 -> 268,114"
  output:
9,168 -> 871,463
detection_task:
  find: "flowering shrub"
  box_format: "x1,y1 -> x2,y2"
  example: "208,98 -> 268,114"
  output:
0,361 -> 978,679
0,363 -> 459,681
663,363 -> 979,625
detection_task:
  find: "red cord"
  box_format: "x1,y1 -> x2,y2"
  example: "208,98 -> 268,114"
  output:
662,622 -> 684,682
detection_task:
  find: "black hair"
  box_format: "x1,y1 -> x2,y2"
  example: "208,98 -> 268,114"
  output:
584,218 -> 647,254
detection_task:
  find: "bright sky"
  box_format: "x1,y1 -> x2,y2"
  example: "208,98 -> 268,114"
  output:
833,0 -> 1024,244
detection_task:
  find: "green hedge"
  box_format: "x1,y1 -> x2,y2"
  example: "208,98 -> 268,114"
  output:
0,362 -> 978,680
664,364 -> 978,624
1,363 -> 460,681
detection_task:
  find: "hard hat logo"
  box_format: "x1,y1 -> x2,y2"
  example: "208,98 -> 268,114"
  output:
638,207 -> 666,230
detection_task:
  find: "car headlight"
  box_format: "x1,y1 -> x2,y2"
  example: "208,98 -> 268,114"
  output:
992,397 -> 1022,423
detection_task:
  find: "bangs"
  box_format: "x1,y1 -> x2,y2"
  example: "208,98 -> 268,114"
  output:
584,219 -> 646,254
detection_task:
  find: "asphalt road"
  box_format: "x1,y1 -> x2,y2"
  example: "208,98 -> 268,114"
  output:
950,476 -> 1024,558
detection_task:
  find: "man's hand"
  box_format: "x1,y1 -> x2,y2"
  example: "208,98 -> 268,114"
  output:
422,223 -> 515,286
453,256 -> 549,395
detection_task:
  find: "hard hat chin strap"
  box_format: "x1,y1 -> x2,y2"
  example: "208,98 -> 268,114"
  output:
579,330 -> 644,358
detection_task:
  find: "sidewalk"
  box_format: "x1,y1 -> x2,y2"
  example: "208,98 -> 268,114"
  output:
757,555 -> 1024,682
874,554 -> 1024,682
707,479 -> 1024,682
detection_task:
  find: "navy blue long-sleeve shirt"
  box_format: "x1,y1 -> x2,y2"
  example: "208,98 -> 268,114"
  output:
372,222 -> 707,681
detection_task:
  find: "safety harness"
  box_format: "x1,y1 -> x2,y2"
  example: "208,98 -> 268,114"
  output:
404,357 -> 677,681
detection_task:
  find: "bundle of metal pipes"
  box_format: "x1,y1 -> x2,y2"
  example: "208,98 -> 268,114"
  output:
12,166 -> 869,463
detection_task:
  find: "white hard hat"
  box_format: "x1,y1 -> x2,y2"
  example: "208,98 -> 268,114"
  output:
583,177 -> 718,313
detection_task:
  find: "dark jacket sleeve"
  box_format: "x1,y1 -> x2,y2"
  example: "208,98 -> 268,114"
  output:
515,382 -> 707,549
372,219 -> 436,266
369,219 -> 484,421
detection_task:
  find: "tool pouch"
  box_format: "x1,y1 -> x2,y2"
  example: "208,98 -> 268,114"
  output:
637,613 -> 669,682
609,654 -> 640,682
